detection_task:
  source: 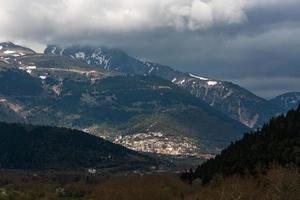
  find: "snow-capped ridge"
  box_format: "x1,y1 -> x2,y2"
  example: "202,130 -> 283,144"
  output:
0,41 -> 36,59
187,73 -> 219,86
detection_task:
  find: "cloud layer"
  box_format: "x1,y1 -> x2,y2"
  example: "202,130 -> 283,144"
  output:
0,0 -> 247,34
0,0 -> 300,98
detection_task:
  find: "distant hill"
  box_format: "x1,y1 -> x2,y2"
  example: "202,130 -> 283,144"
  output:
270,92 -> 300,111
183,104 -> 300,183
0,122 -> 154,170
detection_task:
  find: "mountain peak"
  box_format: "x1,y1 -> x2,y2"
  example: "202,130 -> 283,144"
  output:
0,42 -> 36,58
45,44 -> 148,73
0,41 -> 16,47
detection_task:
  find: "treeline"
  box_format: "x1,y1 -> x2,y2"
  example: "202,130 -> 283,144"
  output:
182,104 -> 300,183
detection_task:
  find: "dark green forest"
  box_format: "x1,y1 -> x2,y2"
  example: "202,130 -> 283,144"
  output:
0,123 -> 152,170
182,104 -> 300,183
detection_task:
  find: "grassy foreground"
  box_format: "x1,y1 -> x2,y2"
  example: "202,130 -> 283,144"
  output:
0,166 -> 299,200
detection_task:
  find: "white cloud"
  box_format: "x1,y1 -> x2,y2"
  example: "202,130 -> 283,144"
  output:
0,0 -> 249,37
0,0 -> 298,47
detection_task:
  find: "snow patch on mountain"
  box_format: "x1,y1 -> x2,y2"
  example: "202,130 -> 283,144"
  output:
148,66 -> 154,73
3,50 -> 16,54
222,91 -> 233,99
75,52 -> 85,59
207,81 -> 218,86
90,49 -> 111,69
51,47 -> 56,54
189,73 -> 209,81
144,62 -> 151,68
39,75 -> 47,80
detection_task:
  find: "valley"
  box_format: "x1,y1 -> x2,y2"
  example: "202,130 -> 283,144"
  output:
0,104 -> 299,199
0,42 -> 251,158
1,42 -> 299,159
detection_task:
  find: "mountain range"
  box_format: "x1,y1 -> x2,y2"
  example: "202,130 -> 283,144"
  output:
0,42 -> 299,157
45,44 -> 299,128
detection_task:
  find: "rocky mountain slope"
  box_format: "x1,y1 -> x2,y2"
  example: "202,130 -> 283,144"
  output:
45,45 -> 298,128
0,43 -> 249,157
170,73 -> 279,128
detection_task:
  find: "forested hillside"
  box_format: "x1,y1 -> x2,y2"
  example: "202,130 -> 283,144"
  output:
183,104 -> 300,183
0,122 -> 154,170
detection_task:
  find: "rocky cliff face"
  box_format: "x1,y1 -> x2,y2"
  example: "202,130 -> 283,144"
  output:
170,73 -> 280,128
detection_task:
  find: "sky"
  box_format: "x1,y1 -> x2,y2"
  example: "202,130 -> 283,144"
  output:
0,0 -> 299,98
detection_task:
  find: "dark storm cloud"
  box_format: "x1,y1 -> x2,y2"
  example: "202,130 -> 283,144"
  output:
0,0 -> 299,98
229,76 -> 300,99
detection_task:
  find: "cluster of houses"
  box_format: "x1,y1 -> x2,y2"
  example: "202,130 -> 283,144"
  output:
113,132 -> 211,158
